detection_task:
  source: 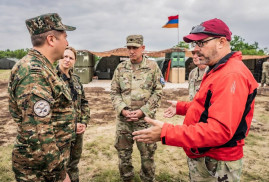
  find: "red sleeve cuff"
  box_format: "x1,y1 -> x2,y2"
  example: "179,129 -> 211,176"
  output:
161,122 -> 172,145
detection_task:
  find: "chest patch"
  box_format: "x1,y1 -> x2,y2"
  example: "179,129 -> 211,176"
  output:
34,100 -> 50,117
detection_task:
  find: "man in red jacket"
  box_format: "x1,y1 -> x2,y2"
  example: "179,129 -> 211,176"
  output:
133,18 -> 258,181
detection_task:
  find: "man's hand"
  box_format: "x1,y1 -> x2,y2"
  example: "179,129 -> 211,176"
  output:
63,172 -> 71,182
122,109 -> 144,121
121,109 -> 133,121
76,123 -> 86,134
129,109 -> 144,121
132,117 -> 164,143
163,100 -> 177,118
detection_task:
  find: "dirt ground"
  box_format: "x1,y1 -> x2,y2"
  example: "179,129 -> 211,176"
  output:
0,79 -> 268,146
0,80 -> 189,146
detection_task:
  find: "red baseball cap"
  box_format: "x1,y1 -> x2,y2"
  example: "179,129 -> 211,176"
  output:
183,18 -> 232,43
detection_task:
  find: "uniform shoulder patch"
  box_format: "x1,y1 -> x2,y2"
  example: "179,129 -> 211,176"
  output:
160,77 -> 165,85
34,100 -> 50,117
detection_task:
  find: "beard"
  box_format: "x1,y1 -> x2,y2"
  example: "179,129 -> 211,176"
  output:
197,47 -> 217,66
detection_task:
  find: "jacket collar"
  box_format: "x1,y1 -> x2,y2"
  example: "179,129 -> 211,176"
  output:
125,55 -> 147,70
29,48 -> 55,71
207,51 -> 238,73
56,65 -> 73,81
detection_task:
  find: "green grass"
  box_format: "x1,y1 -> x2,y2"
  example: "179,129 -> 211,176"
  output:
0,145 -> 14,182
0,69 -> 11,81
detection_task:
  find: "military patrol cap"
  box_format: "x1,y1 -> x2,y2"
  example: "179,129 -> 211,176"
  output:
126,35 -> 143,47
25,13 -> 76,36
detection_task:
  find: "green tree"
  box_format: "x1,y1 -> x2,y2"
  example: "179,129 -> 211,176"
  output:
0,49 -> 28,59
230,35 -> 267,55
174,41 -> 189,49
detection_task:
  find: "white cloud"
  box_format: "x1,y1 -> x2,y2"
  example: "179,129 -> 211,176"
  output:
0,0 -> 268,52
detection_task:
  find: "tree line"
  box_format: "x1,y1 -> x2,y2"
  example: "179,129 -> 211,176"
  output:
1,35 -> 268,59
0,49 -> 28,59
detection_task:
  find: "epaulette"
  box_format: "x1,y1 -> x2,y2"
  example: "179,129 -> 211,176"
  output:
30,60 -> 43,72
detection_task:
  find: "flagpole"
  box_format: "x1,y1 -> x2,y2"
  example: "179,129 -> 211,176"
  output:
177,14 -> 179,45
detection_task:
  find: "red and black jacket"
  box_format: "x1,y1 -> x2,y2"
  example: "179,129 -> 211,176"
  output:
161,51 -> 258,161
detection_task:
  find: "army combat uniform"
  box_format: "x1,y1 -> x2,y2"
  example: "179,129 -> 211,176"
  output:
8,49 -> 76,181
188,66 -> 208,101
111,55 -> 164,182
261,60 -> 269,87
56,66 -> 90,182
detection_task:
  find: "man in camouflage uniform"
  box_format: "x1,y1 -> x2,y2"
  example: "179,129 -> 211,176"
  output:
110,35 -> 164,182
188,50 -> 208,101
261,58 -> 269,87
56,47 -> 90,182
8,13 -> 76,182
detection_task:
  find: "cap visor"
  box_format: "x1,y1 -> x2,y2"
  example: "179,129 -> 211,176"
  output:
125,43 -> 141,47
64,25 -> 76,31
183,33 -> 210,43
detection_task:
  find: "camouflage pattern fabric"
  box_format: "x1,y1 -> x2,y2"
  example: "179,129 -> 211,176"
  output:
12,144 -> 71,182
126,35 -> 143,47
8,49 -> 76,181
25,13 -> 76,36
261,61 -> 269,86
188,66 -> 208,101
187,157 -> 242,182
56,66 -> 90,182
111,56 -> 164,181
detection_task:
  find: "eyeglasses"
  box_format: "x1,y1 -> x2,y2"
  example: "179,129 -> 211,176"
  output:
191,37 -> 219,48
190,24 -> 226,37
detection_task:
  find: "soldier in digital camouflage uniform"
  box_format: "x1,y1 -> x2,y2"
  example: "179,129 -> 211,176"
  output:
56,47 -> 90,182
188,50 -> 208,101
110,35 -> 164,182
8,13 -> 76,182
261,58 -> 269,87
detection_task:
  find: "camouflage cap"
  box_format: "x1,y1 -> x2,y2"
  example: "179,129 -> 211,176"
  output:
25,13 -> 76,36
126,35 -> 143,47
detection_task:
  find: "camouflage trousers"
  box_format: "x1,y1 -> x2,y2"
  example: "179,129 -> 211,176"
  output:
187,157 -> 243,182
67,134 -> 84,182
115,120 -> 157,182
261,71 -> 269,85
12,143 -> 71,182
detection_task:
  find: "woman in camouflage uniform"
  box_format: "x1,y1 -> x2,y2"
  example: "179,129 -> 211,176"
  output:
57,47 -> 90,182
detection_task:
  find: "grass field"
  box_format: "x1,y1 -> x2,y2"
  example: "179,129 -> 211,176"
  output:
0,69 -> 11,81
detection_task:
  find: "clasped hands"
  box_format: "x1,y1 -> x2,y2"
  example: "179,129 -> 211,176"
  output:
132,100 -> 177,143
122,109 -> 144,122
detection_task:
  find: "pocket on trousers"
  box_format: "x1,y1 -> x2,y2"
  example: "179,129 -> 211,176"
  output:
114,130 -> 133,150
225,159 -> 242,173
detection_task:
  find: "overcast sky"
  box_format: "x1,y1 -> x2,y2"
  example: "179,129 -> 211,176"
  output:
1,0 -> 268,52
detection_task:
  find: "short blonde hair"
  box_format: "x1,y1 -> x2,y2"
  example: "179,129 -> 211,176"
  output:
65,46 -> 77,60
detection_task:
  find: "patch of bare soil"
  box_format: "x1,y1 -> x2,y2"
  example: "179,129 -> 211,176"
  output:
0,80 -> 268,147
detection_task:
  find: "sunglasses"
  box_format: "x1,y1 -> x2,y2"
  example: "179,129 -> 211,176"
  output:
190,24 -> 226,37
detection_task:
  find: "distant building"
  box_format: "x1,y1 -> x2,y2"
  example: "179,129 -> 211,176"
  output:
0,58 -> 18,69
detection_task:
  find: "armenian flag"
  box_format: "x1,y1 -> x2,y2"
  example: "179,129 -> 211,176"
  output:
162,15 -> 179,28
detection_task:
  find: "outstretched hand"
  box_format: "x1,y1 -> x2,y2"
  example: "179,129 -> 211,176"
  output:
132,117 -> 164,143
163,100 -> 177,118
